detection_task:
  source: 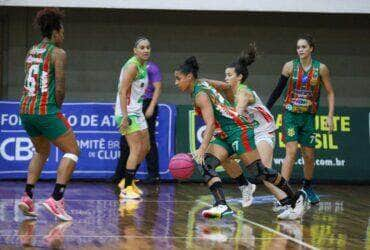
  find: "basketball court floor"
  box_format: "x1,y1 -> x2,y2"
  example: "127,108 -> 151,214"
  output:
0,181 -> 369,249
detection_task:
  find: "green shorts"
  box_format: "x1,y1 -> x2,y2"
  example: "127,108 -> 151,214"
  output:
115,114 -> 148,135
282,110 -> 316,147
20,113 -> 70,140
210,127 -> 256,156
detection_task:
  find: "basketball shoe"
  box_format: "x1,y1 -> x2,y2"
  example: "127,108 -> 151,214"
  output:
118,179 -> 143,195
202,204 -> 234,218
239,183 -> 256,208
42,197 -> 73,221
18,193 -> 37,217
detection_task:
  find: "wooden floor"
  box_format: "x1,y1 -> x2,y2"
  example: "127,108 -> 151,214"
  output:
0,181 -> 369,249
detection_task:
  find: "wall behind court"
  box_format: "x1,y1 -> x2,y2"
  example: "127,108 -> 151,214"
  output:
0,7 -> 369,106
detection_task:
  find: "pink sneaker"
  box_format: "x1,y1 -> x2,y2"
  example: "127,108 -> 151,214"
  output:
18,194 -> 37,217
42,197 -> 72,221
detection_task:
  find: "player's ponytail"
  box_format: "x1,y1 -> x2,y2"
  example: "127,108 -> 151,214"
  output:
228,42 -> 257,83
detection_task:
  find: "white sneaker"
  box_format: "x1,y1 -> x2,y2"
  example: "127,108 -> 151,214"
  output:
239,184 -> 256,208
272,200 -> 289,213
201,204 -> 234,219
277,192 -> 306,220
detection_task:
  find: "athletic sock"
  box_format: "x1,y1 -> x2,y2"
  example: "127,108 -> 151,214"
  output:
302,178 -> 312,189
52,183 -> 66,201
276,176 -> 295,199
233,174 -> 248,187
25,184 -> 35,199
209,181 -> 226,206
125,169 -> 136,188
279,196 -> 293,206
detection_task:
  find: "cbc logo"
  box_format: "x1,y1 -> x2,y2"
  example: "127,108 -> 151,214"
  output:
0,137 -> 34,161
196,125 -> 206,144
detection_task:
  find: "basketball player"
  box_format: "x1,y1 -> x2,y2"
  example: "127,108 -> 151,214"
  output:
266,34 -> 335,206
203,44 -> 304,217
175,56 -> 305,219
115,37 -> 151,199
18,8 -> 80,221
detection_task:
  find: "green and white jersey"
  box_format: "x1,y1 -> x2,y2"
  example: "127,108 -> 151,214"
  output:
115,56 -> 148,117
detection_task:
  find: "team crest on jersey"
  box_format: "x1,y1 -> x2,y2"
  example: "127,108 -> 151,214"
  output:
287,128 -> 295,137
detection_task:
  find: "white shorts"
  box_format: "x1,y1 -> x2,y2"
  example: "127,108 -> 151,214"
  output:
255,131 -> 276,149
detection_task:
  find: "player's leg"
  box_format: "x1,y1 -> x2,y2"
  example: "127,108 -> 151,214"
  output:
222,157 -> 256,208
281,111 -> 300,181
299,113 -> 320,204
199,141 -> 233,218
19,135 -> 51,217
255,132 -> 275,168
235,128 -> 305,219
301,146 -> 319,204
39,113 -> 79,221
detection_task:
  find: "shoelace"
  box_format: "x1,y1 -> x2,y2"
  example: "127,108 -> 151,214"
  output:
55,200 -> 66,214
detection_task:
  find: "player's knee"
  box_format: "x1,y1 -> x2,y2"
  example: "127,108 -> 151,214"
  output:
63,153 -> 79,163
246,160 -> 279,184
36,146 -> 50,156
201,153 -> 221,184
71,147 -> 80,157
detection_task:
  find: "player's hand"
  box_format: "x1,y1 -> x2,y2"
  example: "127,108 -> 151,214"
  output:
192,147 -> 206,165
326,115 -> 334,133
120,116 -> 130,132
145,107 -> 154,118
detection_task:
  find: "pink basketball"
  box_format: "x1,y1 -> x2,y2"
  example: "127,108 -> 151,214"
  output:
169,153 -> 195,179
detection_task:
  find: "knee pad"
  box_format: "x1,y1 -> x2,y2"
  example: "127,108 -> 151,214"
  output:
246,160 -> 278,184
197,153 -> 220,184
63,153 -> 78,163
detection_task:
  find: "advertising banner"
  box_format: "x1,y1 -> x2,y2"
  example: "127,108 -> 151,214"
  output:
185,105 -> 370,182
0,101 -> 176,180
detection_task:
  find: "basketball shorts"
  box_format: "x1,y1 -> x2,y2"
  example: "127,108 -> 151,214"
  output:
115,113 -> 147,135
20,113 -> 71,140
282,110 -> 316,147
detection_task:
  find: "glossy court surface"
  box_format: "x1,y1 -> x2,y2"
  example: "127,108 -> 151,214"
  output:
0,181 -> 369,249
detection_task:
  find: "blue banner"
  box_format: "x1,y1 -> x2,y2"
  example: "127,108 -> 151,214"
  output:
0,101 -> 176,180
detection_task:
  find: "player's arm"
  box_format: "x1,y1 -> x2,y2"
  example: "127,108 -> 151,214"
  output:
266,61 -> 293,110
235,88 -> 255,116
193,92 -> 215,164
201,78 -> 235,103
320,63 -> 335,133
201,78 -> 230,91
53,48 -> 67,108
145,80 -> 162,118
119,64 -> 137,128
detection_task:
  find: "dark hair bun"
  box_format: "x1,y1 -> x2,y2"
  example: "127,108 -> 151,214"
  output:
184,56 -> 199,72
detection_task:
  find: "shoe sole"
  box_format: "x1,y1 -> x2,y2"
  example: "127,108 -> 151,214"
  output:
18,202 -> 37,217
310,200 -> 320,205
42,202 -> 73,221
202,210 -> 234,219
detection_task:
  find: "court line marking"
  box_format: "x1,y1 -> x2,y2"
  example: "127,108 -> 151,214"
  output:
200,201 -> 319,250
0,234 -> 328,241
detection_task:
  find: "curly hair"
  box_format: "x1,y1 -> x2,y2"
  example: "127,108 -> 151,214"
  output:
34,8 -> 64,39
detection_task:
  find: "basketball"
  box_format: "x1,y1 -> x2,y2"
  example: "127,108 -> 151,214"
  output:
169,153 -> 195,179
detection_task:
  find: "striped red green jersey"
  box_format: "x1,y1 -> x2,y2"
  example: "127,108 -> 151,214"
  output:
191,81 -> 253,133
283,59 -> 322,114
19,41 -> 59,115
